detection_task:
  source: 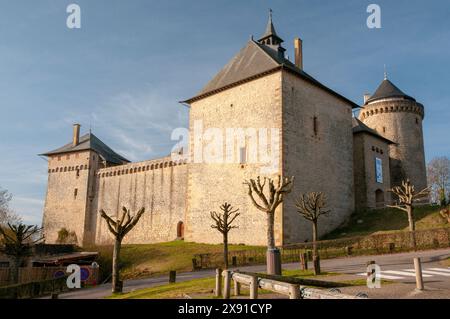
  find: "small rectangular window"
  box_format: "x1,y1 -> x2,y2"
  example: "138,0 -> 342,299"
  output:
66,154 -> 70,160
313,116 -> 318,136
57,156 -> 61,161
239,147 -> 246,164
74,188 -> 78,199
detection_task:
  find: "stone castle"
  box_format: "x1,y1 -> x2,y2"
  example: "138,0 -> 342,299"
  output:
41,15 -> 427,246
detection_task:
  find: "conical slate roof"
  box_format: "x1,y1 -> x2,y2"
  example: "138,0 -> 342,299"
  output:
41,133 -> 129,165
259,10 -> 283,43
366,79 -> 415,104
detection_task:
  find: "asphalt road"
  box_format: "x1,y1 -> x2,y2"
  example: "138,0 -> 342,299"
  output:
55,248 -> 450,299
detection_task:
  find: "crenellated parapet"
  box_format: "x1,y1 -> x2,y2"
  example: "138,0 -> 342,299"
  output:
97,157 -> 188,178
360,99 -> 425,120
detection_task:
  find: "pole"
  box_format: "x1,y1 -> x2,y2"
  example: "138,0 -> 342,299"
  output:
215,268 -> 222,297
414,258 -> 424,291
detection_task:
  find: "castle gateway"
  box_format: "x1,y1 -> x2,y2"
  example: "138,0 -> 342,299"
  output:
41,15 -> 427,246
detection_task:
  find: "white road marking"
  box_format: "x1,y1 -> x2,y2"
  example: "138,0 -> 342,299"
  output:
403,268 -> 450,277
429,268 -> 450,273
383,270 -> 433,277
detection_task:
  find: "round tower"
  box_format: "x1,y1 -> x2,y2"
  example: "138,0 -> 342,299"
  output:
359,77 -> 427,192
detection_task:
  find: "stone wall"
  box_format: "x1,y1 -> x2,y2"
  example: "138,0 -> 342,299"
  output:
359,99 -> 427,192
94,157 -> 188,245
353,133 -> 392,210
185,72 -> 283,246
42,150 -> 98,245
281,71 -> 355,243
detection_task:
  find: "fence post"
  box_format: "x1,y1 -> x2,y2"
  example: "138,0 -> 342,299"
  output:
222,270 -> 231,299
215,268 -> 222,297
233,279 -> 241,296
250,275 -> 258,299
414,258 -> 424,291
289,284 -> 301,299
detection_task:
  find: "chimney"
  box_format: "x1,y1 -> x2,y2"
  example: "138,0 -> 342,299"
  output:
294,37 -> 303,70
363,93 -> 371,105
73,124 -> 81,146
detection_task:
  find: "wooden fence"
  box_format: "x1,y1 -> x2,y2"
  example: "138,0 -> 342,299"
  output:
219,270 -> 366,299
193,227 -> 450,270
0,266 -> 99,287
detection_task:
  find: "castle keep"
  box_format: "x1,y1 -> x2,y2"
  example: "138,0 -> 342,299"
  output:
41,15 -> 427,246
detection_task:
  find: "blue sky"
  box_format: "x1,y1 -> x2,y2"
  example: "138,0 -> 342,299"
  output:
0,0 -> 449,224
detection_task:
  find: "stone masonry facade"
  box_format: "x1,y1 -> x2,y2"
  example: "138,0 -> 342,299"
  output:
41,16 -> 428,247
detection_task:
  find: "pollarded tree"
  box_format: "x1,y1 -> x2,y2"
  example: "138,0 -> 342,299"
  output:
0,188 -> 21,226
0,223 -> 43,284
295,192 -> 330,275
210,202 -> 240,269
100,207 -> 145,293
244,175 -> 294,275
388,179 -> 429,249
427,156 -> 450,206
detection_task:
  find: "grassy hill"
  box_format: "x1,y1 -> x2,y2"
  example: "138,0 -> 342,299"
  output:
86,241 -> 262,281
324,204 -> 448,240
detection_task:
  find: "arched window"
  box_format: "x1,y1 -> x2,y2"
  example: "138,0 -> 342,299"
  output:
375,189 -> 384,208
177,221 -> 184,239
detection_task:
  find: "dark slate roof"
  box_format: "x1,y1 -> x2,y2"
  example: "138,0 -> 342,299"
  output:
184,40 -> 359,108
352,118 -> 394,144
41,133 -> 130,164
366,79 -> 415,104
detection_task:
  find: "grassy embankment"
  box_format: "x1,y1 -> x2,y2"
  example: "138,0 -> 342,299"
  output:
87,241 -> 262,281
324,204 -> 448,239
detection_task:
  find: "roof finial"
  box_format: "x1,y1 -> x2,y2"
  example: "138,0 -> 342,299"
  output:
269,8 -> 273,21
384,64 -> 388,80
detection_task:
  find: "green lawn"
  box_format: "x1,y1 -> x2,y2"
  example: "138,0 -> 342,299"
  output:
86,241 -> 262,281
442,258 -> 450,267
324,204 -> 448,239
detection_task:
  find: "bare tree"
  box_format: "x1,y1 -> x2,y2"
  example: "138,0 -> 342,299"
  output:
295,192 -> 330,275
0,188 -> 21,225
388,180 -> 429,249
210,202 -> 240,269
427,156 -> 450,206
0,223 -> 43,284
244,175 -> 294,275
100,207 -> 145,293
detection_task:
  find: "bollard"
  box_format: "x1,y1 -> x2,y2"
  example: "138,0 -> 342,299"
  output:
215,268 -> 222,297
300,253 -> 308,270
346,246 -> 353,256
51,293 -> 59,299
234,280 -> 241,296
249,275 -> 258,299
232,256 -> 237,267
222,270 -> 231,299
289,284 -> 301,299
414,258 -> 424,291
169,270 -> 176,284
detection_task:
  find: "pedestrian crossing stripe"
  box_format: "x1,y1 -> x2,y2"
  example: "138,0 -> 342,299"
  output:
356,268 -> 450,280
384,270 -> 432,277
